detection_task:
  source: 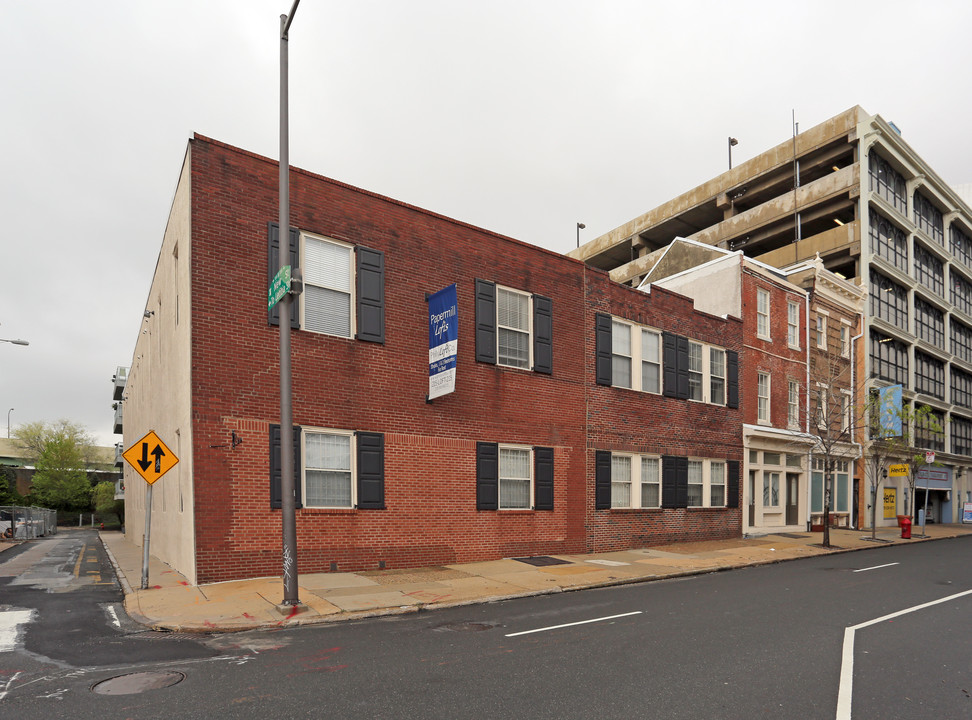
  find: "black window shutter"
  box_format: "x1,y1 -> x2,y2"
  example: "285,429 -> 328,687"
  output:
662,332 -> 677,397
476,442 -> 499,510
595,450 -> 612,510
356,432 -> 385,509
269,423 -> 302,510
675,456 -> 688,508
534,446 -> 554,510
676,335 -> 690,400
356,247 -> 385,344
727,460 -> 740,508
727,350 -> 739,409
595,313 -> 613,386
661,455 -> 678,508
475,280 -> 497,364
268,222 -> 300,328
533,295 -> 553,375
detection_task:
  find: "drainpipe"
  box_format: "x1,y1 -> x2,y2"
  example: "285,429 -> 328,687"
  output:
850,321 -> 864,529
805,285 -> 812,531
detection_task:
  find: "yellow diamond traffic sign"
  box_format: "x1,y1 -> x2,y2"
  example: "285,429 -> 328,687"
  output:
123,430 -> 179,485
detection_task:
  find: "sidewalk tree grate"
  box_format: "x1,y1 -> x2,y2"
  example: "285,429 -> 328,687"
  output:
512,556 -> 571,566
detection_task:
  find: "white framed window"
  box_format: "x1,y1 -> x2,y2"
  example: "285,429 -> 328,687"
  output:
499,445 -> 532,509
610,318 -> 662,394
641,330 -> 661,393
787,301 -> 801,348
641,457 -> 660,508
840,321 -> 851,358
304,429 -> 354,508
302,233 -> 354,338
710,348 -> 726,405
788,380 -> 800,429
816,313 -> 828,350
757,372 -> 771,423
497,287 -> 532,369
610,453 -> 661,509
710,461 -> 726,506
688,341 -> 704,401
687,460 -> 704,507
757,288 -> 771,339
611,455 -> 632,508
763,471 -> 780,507
841,390 -> 852,433
612,321 -> 632,388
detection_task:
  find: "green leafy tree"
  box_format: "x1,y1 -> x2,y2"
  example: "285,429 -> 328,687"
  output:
14,420 -> 95,512
0,466 -> 24,504
91,480 -> 124,526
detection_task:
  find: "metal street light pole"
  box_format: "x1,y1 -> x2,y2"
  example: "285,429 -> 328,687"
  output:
6,409 -> 12,438
728,136 -> 738,170
576,222 -> 585,249
278,0 -> 301,608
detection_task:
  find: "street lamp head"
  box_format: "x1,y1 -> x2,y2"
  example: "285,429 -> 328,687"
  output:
577,223 -> 586,230
729,137 -> 738,147
1,338 -> 29,346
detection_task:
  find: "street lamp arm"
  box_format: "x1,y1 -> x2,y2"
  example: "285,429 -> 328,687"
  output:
0,338 -> 29,346
281,0 -> 301,39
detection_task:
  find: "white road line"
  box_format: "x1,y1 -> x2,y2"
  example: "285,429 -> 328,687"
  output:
0,671 -> 21,702
835,588 -> 972,720
0,610 -> 35,653
852,562 -> 899,573
106,605 -> 121,629
505,611 -> 642,637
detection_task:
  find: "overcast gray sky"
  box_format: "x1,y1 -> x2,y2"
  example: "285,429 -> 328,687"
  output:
2,1 -> 971,447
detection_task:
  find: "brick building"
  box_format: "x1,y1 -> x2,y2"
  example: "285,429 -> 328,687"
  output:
120,136 -> 744,584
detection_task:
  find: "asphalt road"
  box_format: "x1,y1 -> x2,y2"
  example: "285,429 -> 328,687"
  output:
1,532 -> 969,719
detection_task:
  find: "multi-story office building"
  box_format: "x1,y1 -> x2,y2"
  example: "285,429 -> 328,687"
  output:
573,106 -> 972,526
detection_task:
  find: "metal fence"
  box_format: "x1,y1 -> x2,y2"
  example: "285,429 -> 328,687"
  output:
1,506 -> 57,539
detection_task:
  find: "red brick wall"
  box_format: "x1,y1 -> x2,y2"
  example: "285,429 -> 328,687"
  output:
189,136 -> 590,582
187,136 -> 750,582
740,270 -> 808,430
583,271 -> 745,551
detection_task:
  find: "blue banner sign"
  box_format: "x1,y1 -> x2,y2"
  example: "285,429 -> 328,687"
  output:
878,384 -> 902,437
428,284 -> 458,400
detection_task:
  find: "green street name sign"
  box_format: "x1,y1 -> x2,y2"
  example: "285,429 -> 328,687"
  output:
268,265 -> 292,310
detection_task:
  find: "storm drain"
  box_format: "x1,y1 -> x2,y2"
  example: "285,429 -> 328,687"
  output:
512,556 -> 571,567
92,671 -> 185,695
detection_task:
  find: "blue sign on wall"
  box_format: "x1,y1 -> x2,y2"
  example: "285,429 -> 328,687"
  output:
878,384 -> 903,437
428,284 -> 458,400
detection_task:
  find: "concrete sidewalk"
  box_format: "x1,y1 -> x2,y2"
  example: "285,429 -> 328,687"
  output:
99,523 -> 972,633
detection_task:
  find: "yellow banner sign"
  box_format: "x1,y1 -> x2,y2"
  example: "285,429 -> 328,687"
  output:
888,464 -> 909,477
883,488 -> 897,519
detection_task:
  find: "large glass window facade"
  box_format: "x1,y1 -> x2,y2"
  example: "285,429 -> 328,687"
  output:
914,191 -> 944,245
869,210 -> 909,273
868,153 -> 907,214
914,410 -> 945,452
914,351 -> 944,400
952,367 -> 972,409
870,269 -> 909,330
952,320 -> 972,365
870,330 -> 908,386
951,272 -> 972,318
914,244 -> 944,297
951,416 -> 972,457
951,225 -> 972,269
914,298 -> 944,349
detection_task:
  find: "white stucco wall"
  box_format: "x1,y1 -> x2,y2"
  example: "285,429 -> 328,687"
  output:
652,254 -> 742,318
122,144 -> 197,584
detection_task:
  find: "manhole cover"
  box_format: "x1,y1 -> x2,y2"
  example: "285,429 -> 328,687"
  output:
92,671 -> 185,695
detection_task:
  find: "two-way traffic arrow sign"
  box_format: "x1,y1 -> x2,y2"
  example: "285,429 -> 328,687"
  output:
122,430 -> 178,485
